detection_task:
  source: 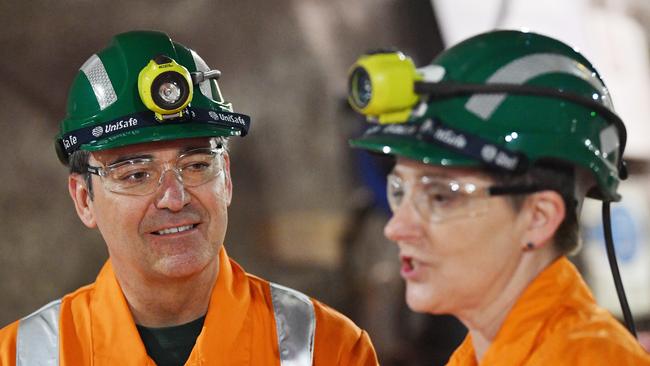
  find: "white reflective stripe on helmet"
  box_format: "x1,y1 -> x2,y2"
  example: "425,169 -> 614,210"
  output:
190,49 -> 215,101
16,299 -> 61,366
80,54 -> 118,110
270,283 -> 316,366
465,53 -> 613,120
191,49 -> 229,105
600,125 -> 620,157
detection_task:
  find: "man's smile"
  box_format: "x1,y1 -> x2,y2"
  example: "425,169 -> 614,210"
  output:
153,224 -> 198,236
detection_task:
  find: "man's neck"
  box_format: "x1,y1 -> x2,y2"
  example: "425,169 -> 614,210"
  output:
456,250 -> 558,362
113,259 -> 220,328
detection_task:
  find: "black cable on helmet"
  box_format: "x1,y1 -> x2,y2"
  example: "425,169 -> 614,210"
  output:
602,202 -> 637,337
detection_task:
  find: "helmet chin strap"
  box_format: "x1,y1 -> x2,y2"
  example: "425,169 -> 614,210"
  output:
602,202 -> 637,337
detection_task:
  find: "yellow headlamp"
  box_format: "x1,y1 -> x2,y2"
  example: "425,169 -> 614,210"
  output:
347,51 -> 422,124
138,55 -> 193,121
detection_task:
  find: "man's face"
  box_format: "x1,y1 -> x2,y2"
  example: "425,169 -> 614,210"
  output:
384,158 -> 527,316
70,137 -> 232,281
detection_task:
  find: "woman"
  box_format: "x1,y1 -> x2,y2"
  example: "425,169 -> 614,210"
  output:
348,30 -> 650,365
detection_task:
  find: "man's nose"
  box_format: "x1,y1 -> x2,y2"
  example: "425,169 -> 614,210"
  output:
155,169 -> 190,211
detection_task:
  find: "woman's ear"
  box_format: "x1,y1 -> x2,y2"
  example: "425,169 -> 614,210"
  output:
521,190 -> 566,250
68,174 -> 97,228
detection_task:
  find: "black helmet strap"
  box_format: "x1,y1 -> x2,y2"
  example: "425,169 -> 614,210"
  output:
415,81 -> 628,179
57,107 -> 251,160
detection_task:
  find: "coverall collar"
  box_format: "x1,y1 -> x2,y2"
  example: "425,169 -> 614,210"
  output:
449,256 -> 596,365
90,247 -> 252,365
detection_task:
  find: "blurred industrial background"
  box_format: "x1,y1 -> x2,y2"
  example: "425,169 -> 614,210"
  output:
1,0 -> 650,364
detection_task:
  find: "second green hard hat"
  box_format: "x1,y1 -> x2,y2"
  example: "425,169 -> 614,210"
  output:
349,30 -> 626,201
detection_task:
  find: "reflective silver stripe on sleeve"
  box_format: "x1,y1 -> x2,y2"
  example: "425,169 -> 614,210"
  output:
270,283 -> 315,366
465,53 -> 613,120
80,54 -> 118,110
16,299 -> 61,366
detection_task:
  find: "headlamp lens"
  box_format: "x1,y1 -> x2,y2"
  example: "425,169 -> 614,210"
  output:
159,81 -> 182,104
151,71 -> 190,110
349,66 -> 372,109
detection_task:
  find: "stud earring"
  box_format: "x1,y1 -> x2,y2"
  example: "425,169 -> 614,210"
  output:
523,242 -> 535,251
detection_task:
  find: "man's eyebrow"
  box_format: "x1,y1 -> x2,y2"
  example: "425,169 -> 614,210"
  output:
179,144 -> 212,154
107,154 -> 154,166
104,144 -> 214,165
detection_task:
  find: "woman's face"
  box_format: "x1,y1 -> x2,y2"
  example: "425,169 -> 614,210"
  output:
384,158 -> 528,316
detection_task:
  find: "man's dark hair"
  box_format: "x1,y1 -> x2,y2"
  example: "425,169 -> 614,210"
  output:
489,161 -> 581,255
69,150 -> 94,199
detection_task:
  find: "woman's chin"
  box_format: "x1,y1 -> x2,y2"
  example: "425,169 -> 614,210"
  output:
405,283 -> 445,314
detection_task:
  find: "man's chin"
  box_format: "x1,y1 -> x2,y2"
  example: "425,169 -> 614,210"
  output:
149,254 -> 215,280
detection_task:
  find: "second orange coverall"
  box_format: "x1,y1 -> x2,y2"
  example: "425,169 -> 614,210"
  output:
447,257 -> 650,365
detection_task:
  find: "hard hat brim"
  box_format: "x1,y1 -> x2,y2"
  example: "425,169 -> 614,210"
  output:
79,122 -> 239,152
349,134 -> 477,168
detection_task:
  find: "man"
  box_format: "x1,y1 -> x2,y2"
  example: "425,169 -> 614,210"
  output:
347,30 -> 650,364
0,30 -> 378,365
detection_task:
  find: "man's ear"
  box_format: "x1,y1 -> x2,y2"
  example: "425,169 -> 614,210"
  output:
521,190 -> 566,249
222,152 -> 233,206
68,174 -> 97,228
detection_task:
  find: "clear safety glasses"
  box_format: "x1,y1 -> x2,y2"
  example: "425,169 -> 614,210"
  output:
386,174 -> 540,223
87,147 -> 224,196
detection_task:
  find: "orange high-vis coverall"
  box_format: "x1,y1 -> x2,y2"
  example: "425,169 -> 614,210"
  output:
0,248 -> 378,365
447,257 -> 650,366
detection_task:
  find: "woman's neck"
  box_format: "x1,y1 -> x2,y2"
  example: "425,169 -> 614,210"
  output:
456,250 -> 558,362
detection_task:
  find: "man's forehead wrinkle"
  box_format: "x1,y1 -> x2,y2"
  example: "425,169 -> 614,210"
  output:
91,139 -> 214,165
108,154 -> 155,166
93,151 -> 154,166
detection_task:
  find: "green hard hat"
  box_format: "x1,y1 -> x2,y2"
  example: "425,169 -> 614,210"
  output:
349,30 -> 626,201
55,30 -> 251,165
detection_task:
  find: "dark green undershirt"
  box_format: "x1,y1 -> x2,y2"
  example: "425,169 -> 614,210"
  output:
136,316 -> 206,366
